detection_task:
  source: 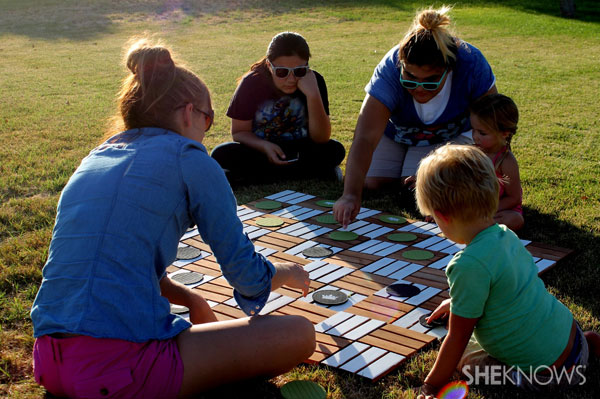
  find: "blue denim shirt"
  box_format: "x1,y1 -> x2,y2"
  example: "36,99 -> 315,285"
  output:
31,128 -> 276,342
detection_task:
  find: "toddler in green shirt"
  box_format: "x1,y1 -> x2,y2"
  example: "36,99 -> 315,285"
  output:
413,144 -> 599,397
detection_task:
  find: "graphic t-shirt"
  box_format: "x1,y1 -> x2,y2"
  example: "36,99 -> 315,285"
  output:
365,41 -> 495,146
227,68 -> 329,142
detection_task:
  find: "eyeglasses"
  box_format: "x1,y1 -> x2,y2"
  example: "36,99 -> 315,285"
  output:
175,104 -> 214,132
399,67 -> 447,91
267,60 -> 309,79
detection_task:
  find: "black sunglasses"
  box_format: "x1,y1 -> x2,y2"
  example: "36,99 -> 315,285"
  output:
267,60 -> 309,78
175,104 -> 214,132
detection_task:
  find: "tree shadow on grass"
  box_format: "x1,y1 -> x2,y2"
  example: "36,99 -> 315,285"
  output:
2,0 -> 598,42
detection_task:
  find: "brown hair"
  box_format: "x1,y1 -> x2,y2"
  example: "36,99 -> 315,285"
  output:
104,37 -> 211,141
470,94 -> 519,148
416,144 -> 499,222
241,31 -> 311,81
399,6 -> 458,69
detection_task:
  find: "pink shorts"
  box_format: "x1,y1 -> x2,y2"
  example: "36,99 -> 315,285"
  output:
33,334 -> 183,399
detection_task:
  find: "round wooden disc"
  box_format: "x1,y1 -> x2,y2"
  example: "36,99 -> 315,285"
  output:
312,290 -> 348,305
302,246 -> 333,258
315,200 -> 335,208
256,217 -> 284,227
254,200 -> 282,210
171,271 -> 204,285
328,231 -> 358,241
402,249 -> 435,260
280,380 -> 326,399
387,233 -> 418,242
379,214 -> 407,224
176,246 -> 202,260
386,283 -> 421,298
315,214 -> 338,224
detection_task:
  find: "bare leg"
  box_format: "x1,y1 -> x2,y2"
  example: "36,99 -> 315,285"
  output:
494,210 -> 524,231
584,331 -> 600,357
176,314 -> 315,397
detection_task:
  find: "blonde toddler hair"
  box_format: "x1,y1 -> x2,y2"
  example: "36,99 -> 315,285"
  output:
416,144 -> 499,222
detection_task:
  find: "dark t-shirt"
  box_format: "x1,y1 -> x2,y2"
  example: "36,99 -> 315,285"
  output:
227,68 -> 329,142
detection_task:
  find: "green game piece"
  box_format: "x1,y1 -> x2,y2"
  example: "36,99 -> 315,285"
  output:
281,380 -> 326,399
256,217 -> 284,227
402,249 -> 435,260
315,214 -> 338,224
328,231 -> 359,241
315,200 -> 335,208
379,214 -> 407,224
254,200 -> 282,210
387,233 -> 418,242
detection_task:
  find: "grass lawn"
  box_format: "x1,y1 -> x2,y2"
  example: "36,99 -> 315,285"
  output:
1,1 -> 599,398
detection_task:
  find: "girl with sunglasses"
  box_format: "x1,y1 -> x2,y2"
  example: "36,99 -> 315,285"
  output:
30,37 -> 314,399
334,6 -> 497,227
211,31 -> 345,184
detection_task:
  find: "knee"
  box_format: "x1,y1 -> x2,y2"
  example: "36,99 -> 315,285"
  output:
287,315 -> 316,358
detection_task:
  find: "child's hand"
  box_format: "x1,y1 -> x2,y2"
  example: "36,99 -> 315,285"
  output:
417,383 -> 439,398
296,69 -> 320,99
427,298 -> 451,324
273,262 -> 310,296
261,141 -> 289,165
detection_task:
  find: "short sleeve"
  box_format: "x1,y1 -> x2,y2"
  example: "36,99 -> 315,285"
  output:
314,71 -> 330,115
462,43 -> 495,100
227,73 -> 264,121
179,143 -> 276,315
446,252 -> 491,319
364,45 -> 404,113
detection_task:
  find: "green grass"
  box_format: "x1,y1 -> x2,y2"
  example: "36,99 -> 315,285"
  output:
1,1 -> 599,398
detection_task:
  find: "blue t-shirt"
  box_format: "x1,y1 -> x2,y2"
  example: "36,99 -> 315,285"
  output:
31,128 -> 276,342
365,42 -> 495,146
227,68 -> 329,142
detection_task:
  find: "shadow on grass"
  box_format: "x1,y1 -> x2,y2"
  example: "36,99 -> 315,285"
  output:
1,0 -> 598,42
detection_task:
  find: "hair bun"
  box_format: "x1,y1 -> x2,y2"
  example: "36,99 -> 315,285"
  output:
125,39 -> 174,76
418,7 -> 451,31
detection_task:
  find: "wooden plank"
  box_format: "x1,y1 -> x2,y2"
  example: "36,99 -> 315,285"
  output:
369,328 -> 427,350
212,304 -> 246,319
274,287 -> 304,298
358,352 -> 406,380
341,346 -> 387,373
380,323 -> 436,344
288,298 -> 337,318
404,275 -> 448,290
322,342 -> 370,368
358,335 -> 416,356
266,231 -> 306,244
326,255 -> 369,269
185,263 -> 222,277
336,249 -> 382,262
316,332 -> 353,348
277,304 -> 329,324
193,288 -> 229,303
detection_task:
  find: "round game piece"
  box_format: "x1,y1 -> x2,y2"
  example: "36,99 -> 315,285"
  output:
302,246 -> 333,258
328,231 -> 359,241
256,217 -> 284,227
170,304 -> 189,315
315,200 -> 335,208
280,380 -> 326,399
312,289 -> 348,306
402,249 -> 435,260
176,246 -> 202,260
315,214 -> 338,224
171,271 -> 204,285
254,200 -> 282,210
379,214 -> 407,224
386,233 -> 418,242
419,314 -> 447,329
386,283 -> 421,298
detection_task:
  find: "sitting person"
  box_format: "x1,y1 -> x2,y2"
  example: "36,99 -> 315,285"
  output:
414,144 -> 599,397
30,37 -> 315,399
470,93 -> 524,230
211,31 -> 345,183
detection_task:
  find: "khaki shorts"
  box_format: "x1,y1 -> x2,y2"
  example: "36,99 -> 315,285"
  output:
366,132 -> 473,178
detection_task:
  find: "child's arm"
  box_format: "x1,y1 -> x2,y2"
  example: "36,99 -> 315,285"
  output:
497,152 -> 522,211
270,262 -> 310,296
419,313 -> 478,398
160,276 -> 218,324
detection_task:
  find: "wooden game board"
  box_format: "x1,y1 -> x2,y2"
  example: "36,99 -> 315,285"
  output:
167,190 -> 573,381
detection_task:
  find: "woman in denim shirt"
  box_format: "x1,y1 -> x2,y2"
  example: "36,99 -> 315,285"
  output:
30,37 -> 315,399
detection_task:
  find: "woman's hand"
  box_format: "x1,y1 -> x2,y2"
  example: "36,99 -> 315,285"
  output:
296,69 -> 320,99
261,141 -> 289,165
427,298 -> 451,324
272,262 -> 310,296
333,194 -> 360,229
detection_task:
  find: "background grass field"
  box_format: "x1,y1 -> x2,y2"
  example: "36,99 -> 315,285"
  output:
1,1 -> 599,398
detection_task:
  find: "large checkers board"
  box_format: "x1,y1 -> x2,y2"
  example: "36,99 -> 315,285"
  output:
167,190 -> 572,381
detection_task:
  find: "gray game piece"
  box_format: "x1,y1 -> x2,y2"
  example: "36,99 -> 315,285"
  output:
313,290 -> 348,305
303,247 -> 334,258
176,246 -> 202,260
171,271 -> 204,285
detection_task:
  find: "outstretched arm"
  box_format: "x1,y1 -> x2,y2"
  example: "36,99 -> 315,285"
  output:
160,275 -> 217,324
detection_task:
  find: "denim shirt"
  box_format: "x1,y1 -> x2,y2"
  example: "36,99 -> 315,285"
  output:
31,128 -> 276,342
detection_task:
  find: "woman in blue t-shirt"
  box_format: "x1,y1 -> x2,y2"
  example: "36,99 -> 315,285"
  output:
211,31 -> 345,184
334,6 -> 497,227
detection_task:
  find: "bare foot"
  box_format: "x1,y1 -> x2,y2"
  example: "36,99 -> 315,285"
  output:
584,331 -> 600,357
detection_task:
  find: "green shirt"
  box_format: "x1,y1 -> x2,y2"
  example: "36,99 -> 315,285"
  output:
446,224 -> 573,368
